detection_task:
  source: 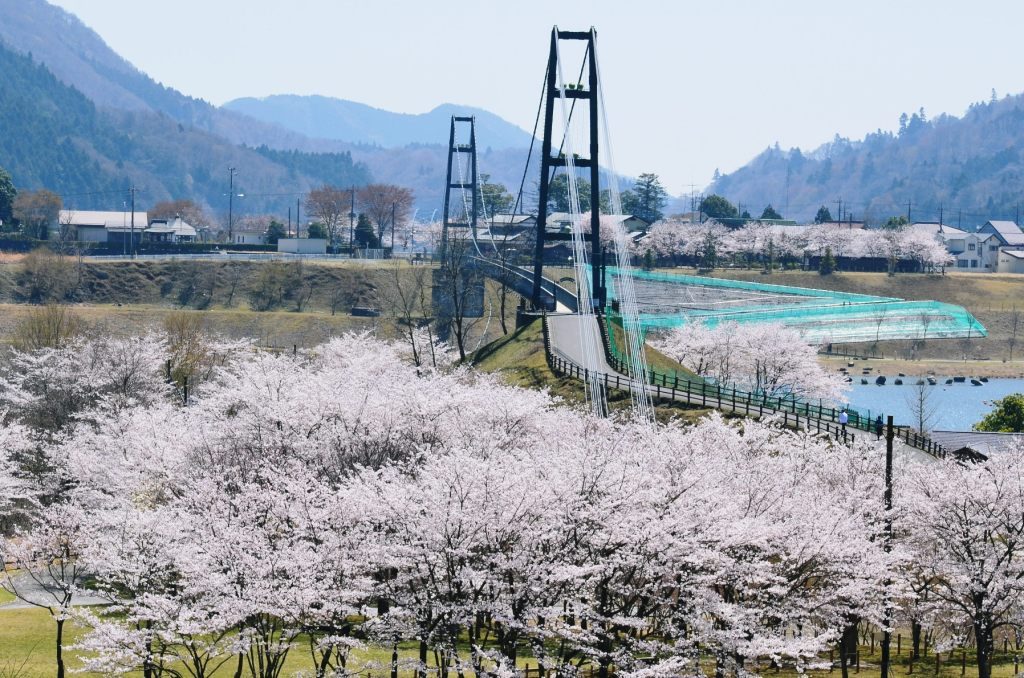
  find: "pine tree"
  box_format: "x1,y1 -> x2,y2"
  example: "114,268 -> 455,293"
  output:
354,213 -> 378,248
819,246 -> 836,275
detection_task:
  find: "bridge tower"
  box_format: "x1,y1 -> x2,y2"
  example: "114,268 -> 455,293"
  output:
440,115 -> 478,260
531,27 -> 606,311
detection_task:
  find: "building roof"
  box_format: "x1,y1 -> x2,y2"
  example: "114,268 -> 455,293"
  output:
818,221 -> 866,230
1000,249 -> 1024,260
146,216 -> 197,238
547,213 -> 650,230
910,222 -> 968,238
488,214 -> 536,225
982,220 -> 1024,246
930,430 -> 1024,458
984,220 -> 1023,235
59,210 -> 149,229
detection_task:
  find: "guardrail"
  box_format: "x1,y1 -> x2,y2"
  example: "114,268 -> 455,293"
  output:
543,314 -> 947,458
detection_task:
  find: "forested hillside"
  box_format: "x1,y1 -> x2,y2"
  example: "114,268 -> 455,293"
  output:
0,43 -> 370,212
0,0 -> 538,212
711,95 -> 1024,226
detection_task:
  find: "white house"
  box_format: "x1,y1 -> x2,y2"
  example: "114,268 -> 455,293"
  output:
145,216 -> 197,243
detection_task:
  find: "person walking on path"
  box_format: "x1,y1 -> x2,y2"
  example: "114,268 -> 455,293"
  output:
875,415 -> 884,439
839,409 -> 849,439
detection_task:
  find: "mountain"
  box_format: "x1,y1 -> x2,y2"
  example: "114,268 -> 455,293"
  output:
0,41 -> 370,213
0,0 -> 542,212
223,95 -> 535,150
710,96 -> 1024,226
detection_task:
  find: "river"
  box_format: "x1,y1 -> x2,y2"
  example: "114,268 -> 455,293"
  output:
847,378 -> 1024,431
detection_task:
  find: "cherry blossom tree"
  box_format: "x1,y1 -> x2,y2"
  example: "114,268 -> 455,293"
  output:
899,444 -> 1024,678
652,320 -> 848,401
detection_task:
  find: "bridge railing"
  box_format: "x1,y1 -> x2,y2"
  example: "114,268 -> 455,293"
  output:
542,314 -> 876,446
589,314 -> 948,458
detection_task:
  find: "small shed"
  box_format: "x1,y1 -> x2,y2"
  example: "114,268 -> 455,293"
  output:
278,238 -> 327,254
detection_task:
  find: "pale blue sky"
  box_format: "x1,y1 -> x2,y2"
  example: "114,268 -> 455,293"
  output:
50,0 -> 1024,195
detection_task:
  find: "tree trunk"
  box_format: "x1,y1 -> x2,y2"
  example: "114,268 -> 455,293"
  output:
974,616 -> 994,678
56,618 -> 65,678
840,620 -> 859,678
499,284 -> 509,335
419,639 -> 428,678
912,620 -> 923,661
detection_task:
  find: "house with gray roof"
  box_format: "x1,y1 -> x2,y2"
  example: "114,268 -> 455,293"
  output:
978,220 -> 1024,247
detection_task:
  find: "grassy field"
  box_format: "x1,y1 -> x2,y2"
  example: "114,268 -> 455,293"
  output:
471,319 -> 711,423
0,258 -> 518,350
3,604 -> 1022,678
0,606 -> 523,677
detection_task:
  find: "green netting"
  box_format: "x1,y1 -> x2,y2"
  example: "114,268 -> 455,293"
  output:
603,267 -> 986,343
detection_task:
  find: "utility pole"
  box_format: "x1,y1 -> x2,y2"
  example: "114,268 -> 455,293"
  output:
391,202 -> 397,251
296,198 -> 301,238
228,167 -> 237,241
939,204 -> 944,227
880,415 -> 895,678
834,198 -> 843,224
958,209 -> 963,229
906,200 -> 912,223
349,186 -> 356,253
129,184 -> 137,258
288,205 -> 292,237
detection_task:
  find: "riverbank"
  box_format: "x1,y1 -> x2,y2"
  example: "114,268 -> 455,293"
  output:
820,356 -> 1024,379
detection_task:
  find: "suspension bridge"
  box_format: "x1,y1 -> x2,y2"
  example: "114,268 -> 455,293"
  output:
435,26 -> 950,458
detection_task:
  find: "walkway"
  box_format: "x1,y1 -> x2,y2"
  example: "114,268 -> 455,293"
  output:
544,313 -> 945,461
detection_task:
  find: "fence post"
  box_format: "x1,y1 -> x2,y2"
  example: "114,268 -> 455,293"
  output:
935,652 -> 940,677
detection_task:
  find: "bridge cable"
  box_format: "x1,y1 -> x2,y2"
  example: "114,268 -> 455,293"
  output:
554,35 -> 607,415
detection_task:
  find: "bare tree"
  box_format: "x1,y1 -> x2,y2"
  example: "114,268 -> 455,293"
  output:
305,186 -> 353,249
12,189 -> 61,240
11,304 -> 83,351
19,248 -> 74,304
905,381 -> 938,434
432,233 -> 484,361
872,305 -> 890,345
223,261 -> 246,308
357,184 -> 414,245
1009,306 -> 1021,361
378,261 -> 432,366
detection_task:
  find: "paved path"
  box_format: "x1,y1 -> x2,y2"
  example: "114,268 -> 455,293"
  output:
0,573 -> 108,610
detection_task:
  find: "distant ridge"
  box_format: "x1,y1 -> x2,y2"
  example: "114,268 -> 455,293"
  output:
224,95 -> 536,150
710,94 -> 1024,226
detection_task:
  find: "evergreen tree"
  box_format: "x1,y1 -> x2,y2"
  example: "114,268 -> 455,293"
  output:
819,246 -> 836,275
0,166 -> 15,228
814,206 -> 833,224
699,194 -> 738,221
354,213 -> 378,248
629,173 -> 668,223
760,204 -> 783,220
307,222 -> 328,240
478,174 -> 513,217
547,174 -> 591,213
266,220 -> 286,245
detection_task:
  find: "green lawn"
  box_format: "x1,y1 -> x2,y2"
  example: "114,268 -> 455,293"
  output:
4,605 -> 1023,678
